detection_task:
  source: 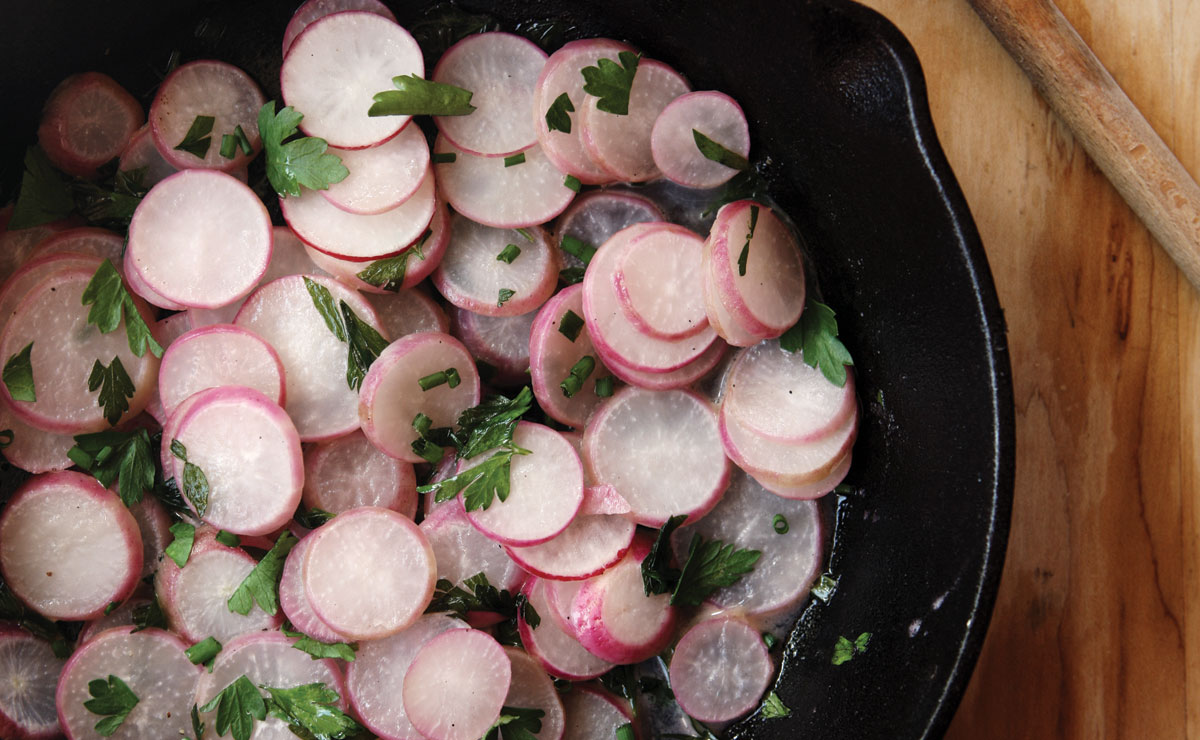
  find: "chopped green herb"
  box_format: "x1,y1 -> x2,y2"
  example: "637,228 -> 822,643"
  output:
84,674 -> 139,737
811,573 -> 838,602
737,205 -> 759,277
497,288 -> 516,307
594,376 -> 614,397
89,356 -> 135,426
199,675 -> 266,740
559,355 -> 595,398
174,115 -> 215,159
294,507 -> 335,530
504,152 -> 526,167
445,367 -> 462,388
191,703 -> 204,740
215,530 -> 240,548
560,235 -> 596,264
303,277 -> 387,391
281,626 -> 357,662
10,146 -> 74,229
484,705 -> 544,740
104,601 -> 119,616
425,571 -> 539,634
616,722 -> 636,740
418,369 -> 458,391
0,574 -> 70,656
701,169 -> 770,219
779,299 -> 854,387
429,448 -> 530,511
170,439 -> 211,517
81,259 -> 164,358
3,342 -> 35,402
219,133 -> 239,160
772,514 -> 789,534
762,632 -> 779,650
355,242 -> 426,293
164,521 -> 195,568
692,129 -> 750,171
131,597 -> 167,633
760,691 -> 791,719
68,428 -> 156,507
232,125 -> 253,155
433,151 -> 457,164
557,310 -> 584,342
641,514 -> 686,596
558,266 -> 585,285
369,74 -> 476,117
410,412 -> 452,464
831,632 -> 871,665
581,51 -> 641,115
545,92 -> 575,133
227,531 -> 297,616
185,636 -> 222,671
563,174 -> 581,192
497,243 -> 522,264
515,228 -> 534,243
262,682 -> 365,739
670,533 -> 761,607
70,166 -> 148,230
258,102 -> 349,198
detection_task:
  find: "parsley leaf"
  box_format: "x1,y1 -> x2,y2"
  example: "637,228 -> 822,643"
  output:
831,632 -> 872,665
164,521 -> 195,568
484,706 -> 544,740
3,342 -> 35,402
455,386 -> 534,459
581,51 -> 641,115
692,129 -> 749,171
670,533 -> 761,607
81,259 -> 164,358
11,146 -> 75,229
199,675 -> 266,740
427,448 -> 530,511
641,514 -> 686,596
737,205 -> 759,277
0,574 -> 71,656
302,278 -> 387,390
369,74 -> 476,117
170,439 -> 211,516
131,597 -> 168,633
497,288 -> 516,307
191,703 -> 205,740
282,626 -> 357,662
215,530 -> 240,548
779,299 -> 854,387
174,115 -> 215,159
263,682 -> 364,740
85,674 -> 139,737
258,102 -> 349,198
185,636 -> 222,671
545,92 -> 574,133
67,428 -> 156,507
227,531 -> 297,616
89,356 -> 135,426
355,236 -> 428,292
71,166 -> 148,230
425,572 -> 539,634
760,691 -> 791,719
295,507 -> 335,530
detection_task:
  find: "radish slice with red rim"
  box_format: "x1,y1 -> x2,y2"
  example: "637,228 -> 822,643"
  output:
719,401 -> 857,492
322,122 -> 430,215
279,532 -> 349,644
760,452 -> 852,500
554,189 -> 664,274
518,577 -> 613,680
612,221 -> 708,340
420,501 -> 526,593
127,495 -> 172,579
0,402 -> 74,475
282,0 -> 397,56
435,137 -> 576,229
144,312 -> 194,425
122,257 -> 187,311
302,430 -> 418,517
449,305 -> 536,386
403,629 -> 511,740
0,625 -> 63,740
0,221 -> 73,285
501,646 -> 567,740
701,240 -> 770,348
669,616 -> 773,723
597,335 -> 727,392
561,685 -> 634,740
281,11 -> 422,148
38,72 -> 143,179
149,60 -> 264,171
26,227 -> 123,265
528,283 -> 615,428
0,253 -> 102,334
505,511 -> 635,581
76,589 -> 152,646
432,214 -> 559,317
118,124 -> 177,188
651,91 -> 750,189
157,324 -> 286,419
367,288 -> 450,339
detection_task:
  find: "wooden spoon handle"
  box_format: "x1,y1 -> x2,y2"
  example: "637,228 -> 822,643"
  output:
967,0 -> 1200,290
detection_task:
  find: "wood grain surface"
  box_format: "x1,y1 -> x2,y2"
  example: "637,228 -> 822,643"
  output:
854,0 -> 1198,736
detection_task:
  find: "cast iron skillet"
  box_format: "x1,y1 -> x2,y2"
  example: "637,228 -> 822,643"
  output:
0,1 -> 1015,737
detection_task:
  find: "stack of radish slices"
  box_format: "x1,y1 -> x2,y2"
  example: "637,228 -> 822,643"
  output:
0,1 -> 864,738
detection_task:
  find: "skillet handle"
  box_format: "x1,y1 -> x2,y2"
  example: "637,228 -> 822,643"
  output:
967,0 -> 1200,291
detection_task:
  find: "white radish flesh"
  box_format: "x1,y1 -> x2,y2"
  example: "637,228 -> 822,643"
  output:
449,305 -> 536,386
720,402 -> 857,492
0,472 -> 142,621
0,253 -> 103,334
612,222 -> 708,340
597,335 -> 727,392
123,257 -> 187,311
0,624 -> 64,740
419,502 -> 526,592
127,495 -> 173,579
651,91 -> 749,189
434,137 -> 576,229
0,221 -> 72,285
402,629 -> 511,740
0,401 -> 75,475
761,452 -> 852,500
367,288 -> 450,339
149,60 -> 264,171
282,0 -> 397,56
518,578 -> 613,680
433,214 -> 559,317
118,123 -> 177,187
157,324 -> 286,418
707,201 -> 806,335
501,646 -> 567,740
506,512 -> 635,581
38,72 -> 143,179
554,191 -> 664,270
561,685 -> 634,740
144,312 -> 195,424
302,430 -> 418,517
668,617 -> 773,723
279,533 -> 348,644
27,227 -> 123,265
322,122 -> 430,214
701,243 -> 769,348
528,284 -> 615,428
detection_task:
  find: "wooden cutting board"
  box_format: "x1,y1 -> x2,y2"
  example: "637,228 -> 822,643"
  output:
854,0 -> 1199,737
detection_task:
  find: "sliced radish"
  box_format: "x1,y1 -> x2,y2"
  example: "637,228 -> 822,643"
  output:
281,168 -> 436,261
118,123 -> 178,187
720,402 -> 857,493
668,616 -> 773,723
367,288 -> 450,339
434,32 -> 547,157
701,242 -> 768,347
323,122 -> 430,214
0,253 -> 103,336
583,387 -> 728,526
122,257 -> 187,311
127,495 -> 173,579
598,336 -> 727,392
534,39 -> 637,184
157,324 -> 286,418
26,227 -> 123,265
461,422 -> 584,547
403,629 -> 511,740
279,532 -> 349,644
144,312 -> 195,424
0,624 -> 64,740
281,11 -> 423,148
0,401 -> 74,474
433,214 -> 558,317
613,224 -> 708,340
450,305 -> 536,385
37,72 -> 143,179
347,613 -> 470,740
707,201 -> 806,335
580,60 -> 690,182
127,169 -> 271,309
561,685 -> 634,740
502,646 -> 566,740
506,512 -> 635,581
150,60 -> 264,171
419,501 -> 526,592
651,91 -> 749,189
579,483 -> 631,516
554,191 -> 664,269
358,331 -> 481,462
235,274 -> 387,441
0,221 -> 73,285
541,578 -> 585,635
302,430 -> 418,517
761,452 -> 852,500
76,588 -> 153,646
56,627 -> 198,740
518,578 -> 613,680
528,284 -> 615,428
282,0 -> 397,56
435,137 -> 575,229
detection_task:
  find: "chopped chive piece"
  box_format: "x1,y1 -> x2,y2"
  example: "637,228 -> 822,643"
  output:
185,636 -> 222,669
219,134 -> 239,160
692,129 -> 750,171
433,151 -> 456,164
413,412 -> 433,436
557,310 -> 584,342
563,174 -> 581,192
232,125 -> 252,155
594,376 -> 613,397
558,267 -> 585,285
418,371 -> 449,391
174,115 -> 215,159
496,244 -> 521,264
560,355 -> 596,398
772,514 -> 789,534
560,235 -> 596,265
616,722 -> 636,740
445,367 -> 461,389
104,601 -> 119,615
762,632 -> 779,650
214,530 -> 240,548
497,288 -> 515,307
737,205 -> 759,277
503,152 -> 526,167
515,227 -> 534,242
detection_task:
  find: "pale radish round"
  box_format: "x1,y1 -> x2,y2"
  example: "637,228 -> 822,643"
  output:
123,257 -> 187,311
554,191 -> 664,271
584,387 -> 728,526
579,483 -> 632,516
149,60 -> 264,171
402,629 -> 511,740
501,647 -> 566,740
762,452 -> 853,500
144,312 -> 195,424
580,60 -> 690,182
305,507 -> 436,640
302,430 -> 418,517
0,221 -> 72,285
281,168 -> 436,261
0,472 -> 141,621
434,32 -> 547,157
541,578 -> 585,635
166,386 -> 303,535
533,39 -> 636,184
347,613 -> 471,740
0,253 -> 103,334
432,215 -> 558,317
651,91 -> 749,188
127,495 -> 173,578
235,274 -> 387,441
38,72 -> 143,179
561,685 -> 634,740
279,533 -> 348,644
323,123 -> 430,214
461,422 -> 585,546
450,305 -> 536,385
669,617 -> 773,723
367,288 -> 450,339
126,169 -> 272,309
518,578 -> 613,680
419,502 -> 526,592
528,284 -> 615,428
56,627 -> 198,740
26,227 -> 123,265
158,324 -> 286,418
701,244 -> 769,347
358,331 -> 480,462
720,402 -> 858,491
282,0 -> 397,56
435,137 -> 575,229
0,400 -> 74,474
569,541 -> 676,665
281,11 -> 423,148
506,512 -> 635,581
708,200 -> 806,335
119,123 -> 178,187
0,624 -> 64,740
597,335 -> 727,392
613,225 -> 708,340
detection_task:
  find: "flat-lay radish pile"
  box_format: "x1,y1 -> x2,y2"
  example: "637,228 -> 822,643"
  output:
0,2 -> 860,739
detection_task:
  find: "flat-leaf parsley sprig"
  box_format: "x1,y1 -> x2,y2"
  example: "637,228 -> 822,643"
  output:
258,102 -> 349,198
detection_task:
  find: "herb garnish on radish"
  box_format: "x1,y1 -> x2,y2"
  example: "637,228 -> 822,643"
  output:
215,530 -> 240,547
263,682 -> 365,739
504,152 -> 526,167
303,277 -> 390,390
369,74 -> 477,117
560,355 -> 596,398
737,204 -> 759,277
89,356 -> 135,425
83,674 -> 139,737
426,571 -> 540,632
2,341 -> 35,401
68,427 -> 157,506
174,115 -> 215,159
779,298 -> 854,387
169,439 -> 211,516
498,287 -> 516,307
484,705 -> 545,740
82,259 -> 164,358
581,51 -> 641,115
545,91 -> 575,133
558,309 -> 584,341
198,674 -> 264,740
258,102 -> 349,198
693,129 -> 750,172
281,625 -> 357,662
226,530 -> 297,616
356,230 -> 429,291
219,125 -> 253,160
642,514 -> 763,606
497,243 -> 522,263
185,636 -> 222,670
164,521 -> 195,568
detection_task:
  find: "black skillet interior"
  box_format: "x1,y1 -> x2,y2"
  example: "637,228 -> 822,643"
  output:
0,1 -> 1015,737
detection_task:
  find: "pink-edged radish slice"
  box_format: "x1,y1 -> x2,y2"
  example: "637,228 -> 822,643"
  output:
235,274 -> 387,441
501,646 -> 566,740
0,401 -> 74,475
144,312 -> 195,424
569,539 -> 677,665
449,305 -> 536,386
26,227 -> 123,265
579,483 -> 631,516
37,72 -> 143,179
719,402 -> 858,493
0,472 -> 141,621
671,469 -> 821,616
420,501 -> 526,593
347,613 -> 470,740
460,422 -> 584,547
358,331 -> 481,462
0,253 -> 103,335
402,629 -> 511,740
165,386 -> 303,535
541,578 -> 585,636
281,11 -> 422,148
761,452 -> 852,500
127,495 -> 173,579
195,631 -> 346,738
76,588 -> 153,645
157,324 -> 286,419
506,511 -> 635,582
433,32 -> 547,157
56,627 -> 198,740
723,339 -> 857,443
528,284 -> 615,428
612,222 -> 708,340
149,60 -> 264,171
154,528 -> 282,643
583,387 -> 728,527
423,453 -> 463,518
519,578 -> 613,680
302,430 -> 418,518
651,91 -> 750,189
123,257 -> 187,311
118,123 -> 178,187
701,243 -> 769,348
367,288 -> 450,340
597,335 -> 727,392
669,616 -> 773,723
304,506 -> 437,640
555,190 -> 664,260
432,214 -> 559,317
0,266 -> 158,433
127,169 -> 272,309
561,685 -> 635,740
533,39 -> 637,185
707,200 -> 806,335
282,168 -> 436,261
580,60 -> 690,182
0,623 -> 64,740
279,532 -> 349,644
0,220 -> 73,285
435,137 -> 576,229
282,0 -> 397,56
323,122 -> 430,214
